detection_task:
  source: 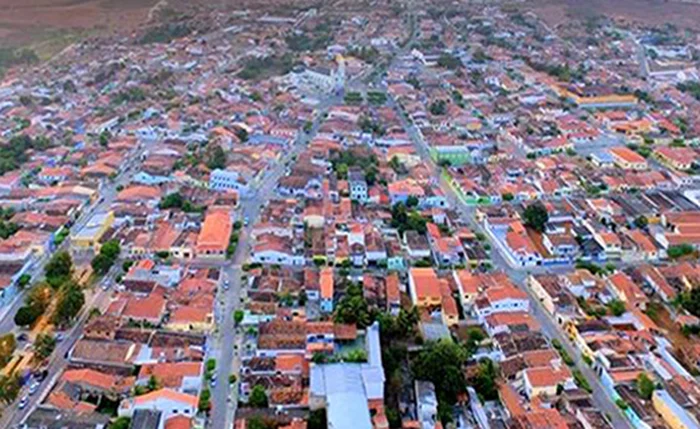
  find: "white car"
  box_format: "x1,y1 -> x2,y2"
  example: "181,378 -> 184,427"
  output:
18,396 -> 28,409
29,382 -> 39,396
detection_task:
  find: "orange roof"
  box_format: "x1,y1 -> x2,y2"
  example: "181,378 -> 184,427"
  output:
524,366 -> 572,387
138,362 -> 202,389
122,293 -> 166,321
196,207 -> 232,252
275,354 -> 305,373
116,185 -> 162,201
170,306 -> 211,324
320,267 -> 333,300
133,388 -> 198,408
410,268 -> 441,300
61,369 -> 122,391
165,416 -> 192,429
498,382 -> 526,417
484,286 -> 528,303
610,147 -> 646,164
386,273 -> 400,303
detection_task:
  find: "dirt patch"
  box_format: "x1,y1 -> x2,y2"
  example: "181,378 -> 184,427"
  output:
525,0 -> 700,31
0,0 -> 158,48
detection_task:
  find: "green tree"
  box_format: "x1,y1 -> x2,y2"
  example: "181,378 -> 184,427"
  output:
147,375 -> 159,392
206,145 -> 227,170
99,131 -> 111,147
523,202 -> 549,232
668,244 -> 695,260
0,333 -> 16,367
51,281 -> 85,327
334,283 -> 373,328
248,384 -> 268,408
45,251 -> 73,288
607,299 -> 626,317
33,333 -> 56,361
636,373 -> 655,400
198,388 -> 211,412
0,374 -> 21,404
92,240 -> 121,275
234,310 -> 244,325
411,339 -> 468,405
469,359 -> 499,401
109,417 -> 131,429
14,305 -> 42,327
27,283 -> 52,312
633,216 -> 649,229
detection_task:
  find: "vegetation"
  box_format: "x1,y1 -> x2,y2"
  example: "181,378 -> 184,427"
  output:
636,373 -> 655,400
677,81 -> 700,101
198,388 -> 211,413
139,23 -> 191,45
668,243 -> 695,259
237,54 -> 295,81
109,417 -> 131,429
391,203 -> 427,235
428,99 -> 447,115
91,240 -> 121,276
344,92 -> 363,105
234,309 -> 244,325
248,384 -> 269,408
33,333 -> 56,361
0,134 -> 52,176
573,369 -> 592,393
51,281 -> 85,328
412,339 -> 468,405
334,282 -> 373,328
348,46 -> 381,64
0,48 -> 38,77
159,192 -> 205,213
606,299 -> 626,317
206,145 -> 227,170
367,91 -> 388,106
523,202 -> 549,232
437,53 -> 461,69
0,334 -> 16,368
0,374 -> 21,405
45,251 -> 73,289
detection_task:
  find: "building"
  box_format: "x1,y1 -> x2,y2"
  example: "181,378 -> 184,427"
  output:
118,388 -> 198,424
70,211 -> 115,252
408,268 -> 442,308
196,207 -> 232,259
652,389 -> 700,429
209,168 -> 250,196
348,168 -> 368,202
309,322 -> 384,429
320,267 -> 334,314
609,147 -> 648,171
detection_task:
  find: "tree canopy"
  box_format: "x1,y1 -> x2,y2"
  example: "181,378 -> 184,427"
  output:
45,251 -> 73,288
523,202 -> 549,232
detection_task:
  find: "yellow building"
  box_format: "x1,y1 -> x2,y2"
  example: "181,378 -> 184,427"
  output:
166,307 -> 214,333
70,211 -> 115,252
652,389 -> 700,429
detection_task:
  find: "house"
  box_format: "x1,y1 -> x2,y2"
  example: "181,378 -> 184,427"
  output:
408,268 -> 442,308
320,267 -> 334,314
348,168 -> 368,202
70,211 -> 115,252
209,168 -> 250,196
607,272 -> 648,310
196,207 -> 232,259
652,389 -> 700,429
654,146 -> 697,171
137,362 -> 203,395
474,285 -> 529,322
609,147 -> 648,170
415,381 -> 438,429
118,388 -> 198,422
504,229 -> 542,267
251,234 -> 305,266
167,306 -> 214,333
522,366 -> 575,399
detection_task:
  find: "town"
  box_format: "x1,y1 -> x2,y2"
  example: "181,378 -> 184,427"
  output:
1,0 -> 700,429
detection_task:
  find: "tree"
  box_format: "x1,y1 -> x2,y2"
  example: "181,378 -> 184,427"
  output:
428,99 -> 447,115
198,388 -> 211,413
52,281 -> 85,327
636,373 -> 655,400
0,333 -> 16,367
14,305 -> 41,327
406,196 -> 419,208
248,384 -> 268,408
0,374 -> 21,404
147,375 -> 159,392
92,240 -> 121,276
17,274 -> 31,288
27,283 -> 52,312
411,339 -> 468,405
607,299 -> 626,317
99,131 -> 111,147
206,145 -> 227,170
233,310 -> 244,325
523,202 -> 549,232
633,216 -> 648,229
109,417 -> 131,429
159,192 -> 184,209
334,283 -> 373,328
308,409 -> 327,429
469,359 -> 499,401
45,251 -> 73,288
33,333 -> 56,361
668,243 -> 695,260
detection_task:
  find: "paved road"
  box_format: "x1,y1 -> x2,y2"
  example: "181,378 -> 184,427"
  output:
208,96 -> 336,429
383,59 -> 633,427
0,141 -> 150,427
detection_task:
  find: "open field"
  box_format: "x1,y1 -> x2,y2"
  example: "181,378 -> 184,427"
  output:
0,0 -> 158,49
528,0 -> 700,30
